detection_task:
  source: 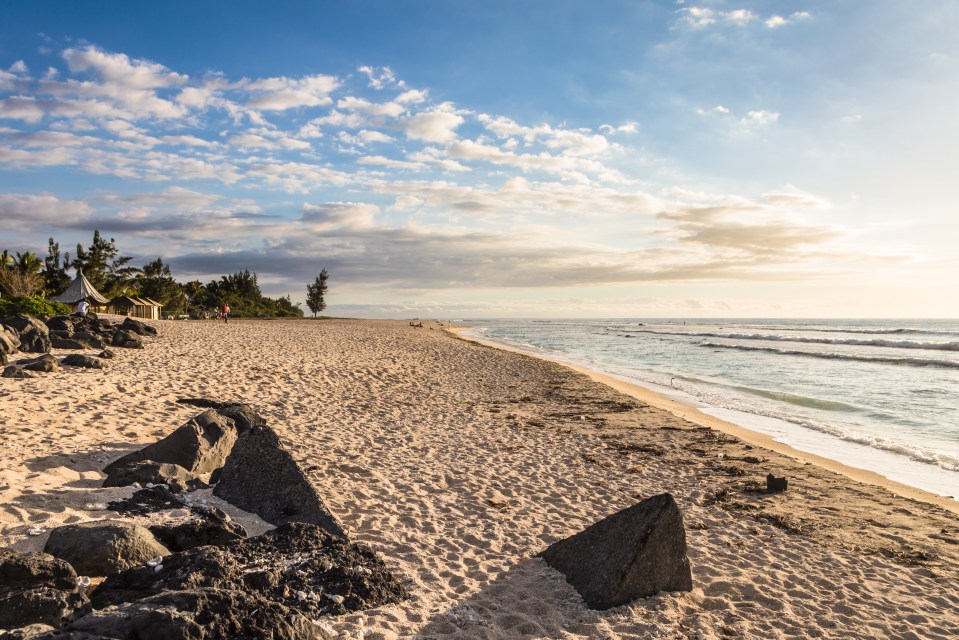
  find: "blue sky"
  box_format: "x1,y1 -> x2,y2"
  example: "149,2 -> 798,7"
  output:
2,1 -> 957,317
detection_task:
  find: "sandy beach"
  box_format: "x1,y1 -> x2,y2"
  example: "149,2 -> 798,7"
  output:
1,318 -> 957,639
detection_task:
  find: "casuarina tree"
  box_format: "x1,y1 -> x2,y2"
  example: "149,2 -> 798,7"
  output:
306,269 -> 328,317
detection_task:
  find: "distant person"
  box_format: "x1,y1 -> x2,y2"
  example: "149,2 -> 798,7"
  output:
222,304 -> 230,323
76,299 -> 90,317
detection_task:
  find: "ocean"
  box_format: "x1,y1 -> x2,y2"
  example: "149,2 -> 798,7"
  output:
460,319 -> 959,501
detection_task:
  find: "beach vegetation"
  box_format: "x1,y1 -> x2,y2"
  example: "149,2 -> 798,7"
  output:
0,250 -> 45,297
0,295 -> 72,317
70,230 -> 142,298
306,269 -> 329,317
5,233 -> 305,319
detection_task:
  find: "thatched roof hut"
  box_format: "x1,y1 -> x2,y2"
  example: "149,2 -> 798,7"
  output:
52,272 -> 109,306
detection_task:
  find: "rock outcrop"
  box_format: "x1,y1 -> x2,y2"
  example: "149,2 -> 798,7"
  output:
103,410 -> 238,476
43,522 -> 170,577
539,493 -> 693,609
213,425 -> 345,537
0,550 -> 89,631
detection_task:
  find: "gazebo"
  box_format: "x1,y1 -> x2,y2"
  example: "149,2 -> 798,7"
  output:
52,272 -> 109,310
108,296 -> 163,320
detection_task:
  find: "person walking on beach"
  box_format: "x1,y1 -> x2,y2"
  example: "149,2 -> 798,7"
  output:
221,304 -> 230,323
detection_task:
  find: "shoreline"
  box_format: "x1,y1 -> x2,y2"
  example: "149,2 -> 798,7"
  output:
452,325 -> 959,516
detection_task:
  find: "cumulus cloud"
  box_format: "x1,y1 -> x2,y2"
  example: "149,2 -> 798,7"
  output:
244,74 -> 340,110
398,103 -> 465,143
63,46 -> 187,89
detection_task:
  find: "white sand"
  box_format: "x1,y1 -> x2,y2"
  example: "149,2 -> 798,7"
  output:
1,318 -> 957,639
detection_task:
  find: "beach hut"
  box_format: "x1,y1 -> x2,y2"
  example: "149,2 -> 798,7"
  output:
108,296 -> 163,320
52,272 -> 109,310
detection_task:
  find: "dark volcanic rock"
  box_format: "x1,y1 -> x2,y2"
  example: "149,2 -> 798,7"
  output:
45,316 -> 78,333
43,521 -> 170,577
103,410 -> 238,475
73,588 -> 329,640
2,366 -> 35,379
148,511 -> 246,552
47,331 -> 73,340
0,549 -> 89,631
110,331 -> 142,349
102,461 -> 197,493
213,425 -> 345,536
14,355 -> 58,373
96,350 -> 114,360
59,355 -> 103,370
0,326 -> 20,354
1,316 -> 51,354
107,487 -> 187,516
766,474 -> 788,492
539,493 -> 693,610
50,339 -> 91,351
0,352 -> 6,366
91,522 -> 406,618
72,333 -> 105,349
119,317 -> 157,336
0,625 -> 108,639
176,399 -> 266,434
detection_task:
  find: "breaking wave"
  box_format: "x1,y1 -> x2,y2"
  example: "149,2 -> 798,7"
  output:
700,342 -> 959,369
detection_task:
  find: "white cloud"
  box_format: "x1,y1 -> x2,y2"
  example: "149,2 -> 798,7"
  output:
398,103 -> 465,143
63,46 -> 187,89
599,121 -> 638,135
743,110 -> 780,125
0,192 -> 93,231
357,65 -> 404,90
357,155 -> 424,170
395,89 -> 428,104
679,7 -> 757,28
245,74 -> 340,110
301,201 -> 378,229
9,60 -> 28,75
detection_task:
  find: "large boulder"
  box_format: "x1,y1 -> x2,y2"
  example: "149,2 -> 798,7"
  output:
176,398 -> 266,434
0,549 -> 89,631
102,461 -> 197,493
1,316 -> 51,354
119,317 -> 157,337
110,331 -> 142,349
72,588 -> 330,640
14,355 -> 58,373
43,522 -> 170,577
103,410 -> 239,476
213,425 -> 345,536
2,366 -> 35,379
59,355 -> 103,370
44,316 -> 77,333
71,333 -> 104,350
91,522 -> 406,618
539,493 -> 693,610
0,326 -> 20,354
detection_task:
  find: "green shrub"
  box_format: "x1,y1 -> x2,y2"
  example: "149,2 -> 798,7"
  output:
0,295 -> 72,318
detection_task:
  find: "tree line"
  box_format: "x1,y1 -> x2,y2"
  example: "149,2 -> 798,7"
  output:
1,230 -> 330,319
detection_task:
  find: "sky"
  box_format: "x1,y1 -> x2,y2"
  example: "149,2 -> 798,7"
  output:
1,0 -> 957,318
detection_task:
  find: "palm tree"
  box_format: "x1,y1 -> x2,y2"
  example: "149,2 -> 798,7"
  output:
14,251 -> 44,275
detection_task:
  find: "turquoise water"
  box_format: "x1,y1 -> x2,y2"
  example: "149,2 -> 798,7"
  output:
461,319 -> 959,500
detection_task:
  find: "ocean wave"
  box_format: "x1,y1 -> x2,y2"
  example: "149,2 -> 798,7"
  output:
699,342 -> 959,369
729,385 -> 860,412
623,329 -> 959,352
